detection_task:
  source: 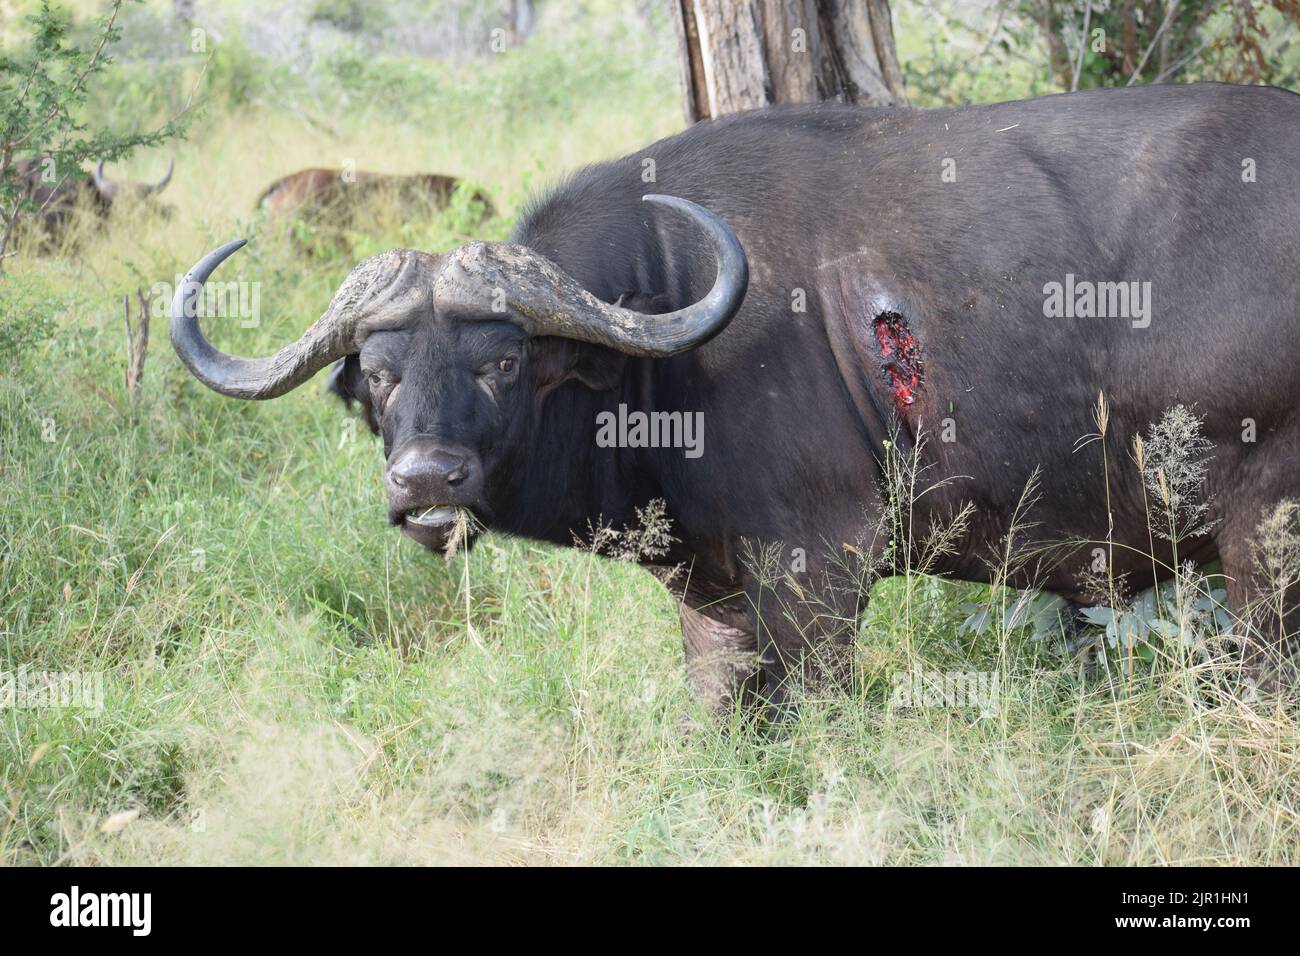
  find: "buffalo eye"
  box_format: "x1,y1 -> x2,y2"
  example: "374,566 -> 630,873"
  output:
363,369 -> 398,412
498,357 -> 515,374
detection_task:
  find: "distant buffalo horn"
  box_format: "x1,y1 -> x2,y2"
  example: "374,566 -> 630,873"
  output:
433,194 -> 748,358
93,159 -> 174,197
149,159 -> 175,194
170,240 -> 440,400
93,160 -> 115,198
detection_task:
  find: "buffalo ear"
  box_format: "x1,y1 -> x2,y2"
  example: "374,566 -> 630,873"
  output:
327,358 -> 355,406
527,289 -> 671,396
530,337 -> 627,397
328,355 -> 380,434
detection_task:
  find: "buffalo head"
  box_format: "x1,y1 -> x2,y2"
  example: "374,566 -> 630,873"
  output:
170,195 -> 748,552
91,159 -> 175,209
15,157 -> 175,244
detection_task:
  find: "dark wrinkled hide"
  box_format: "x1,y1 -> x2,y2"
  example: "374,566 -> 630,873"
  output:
328,84 -> 1300,707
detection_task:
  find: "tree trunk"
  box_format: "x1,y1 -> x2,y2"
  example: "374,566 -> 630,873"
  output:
672,0 -> 907,123
504,0 -> 534,46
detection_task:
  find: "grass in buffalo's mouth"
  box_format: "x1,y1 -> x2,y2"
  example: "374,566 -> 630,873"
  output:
406,506 -> 458,526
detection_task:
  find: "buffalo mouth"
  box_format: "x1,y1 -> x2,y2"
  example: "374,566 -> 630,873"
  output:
404,505 -> 459,528
393,504 -> 480,553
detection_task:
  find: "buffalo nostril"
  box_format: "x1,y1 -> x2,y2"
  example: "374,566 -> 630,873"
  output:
425,451 -> 467,485
387,447 -> 471,497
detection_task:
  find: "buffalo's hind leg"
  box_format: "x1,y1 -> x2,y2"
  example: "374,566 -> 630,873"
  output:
1216,499 -> 1300,694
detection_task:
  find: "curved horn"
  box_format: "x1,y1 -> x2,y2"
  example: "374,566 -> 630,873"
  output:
93,160 -> 116,198
432,194 -> 748,358
170,240 -> 439,400
147,159 -> 175,194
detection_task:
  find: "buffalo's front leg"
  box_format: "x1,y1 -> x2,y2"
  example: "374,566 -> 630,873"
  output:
748,571 -> 861,718
678,601 -> 761,715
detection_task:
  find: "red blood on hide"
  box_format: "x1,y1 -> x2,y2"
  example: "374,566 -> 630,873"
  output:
873,312 -> 923,412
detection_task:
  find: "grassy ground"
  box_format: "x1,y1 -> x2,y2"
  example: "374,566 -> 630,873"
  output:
2,1 -> 1299,866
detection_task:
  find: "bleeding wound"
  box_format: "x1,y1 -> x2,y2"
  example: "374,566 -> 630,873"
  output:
873,312 -> 923,412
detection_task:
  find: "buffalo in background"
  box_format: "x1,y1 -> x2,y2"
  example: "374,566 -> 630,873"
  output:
257,167 -> 493,230
14,157 -> 174,246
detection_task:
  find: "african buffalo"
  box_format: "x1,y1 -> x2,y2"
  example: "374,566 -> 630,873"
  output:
257,168 -> 493,223
173,83 -> 1300,712
14,157 -> 173,243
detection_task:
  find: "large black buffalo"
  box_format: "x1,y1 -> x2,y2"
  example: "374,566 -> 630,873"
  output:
172,83 -> 1300,712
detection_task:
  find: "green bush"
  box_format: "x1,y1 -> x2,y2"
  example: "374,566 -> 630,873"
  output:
309,0 -> 392,35
0,270 -> 63,369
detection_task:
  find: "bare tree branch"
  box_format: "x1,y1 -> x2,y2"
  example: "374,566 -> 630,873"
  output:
1126,0 -> 1181,86
1070,1 -> 1093,92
